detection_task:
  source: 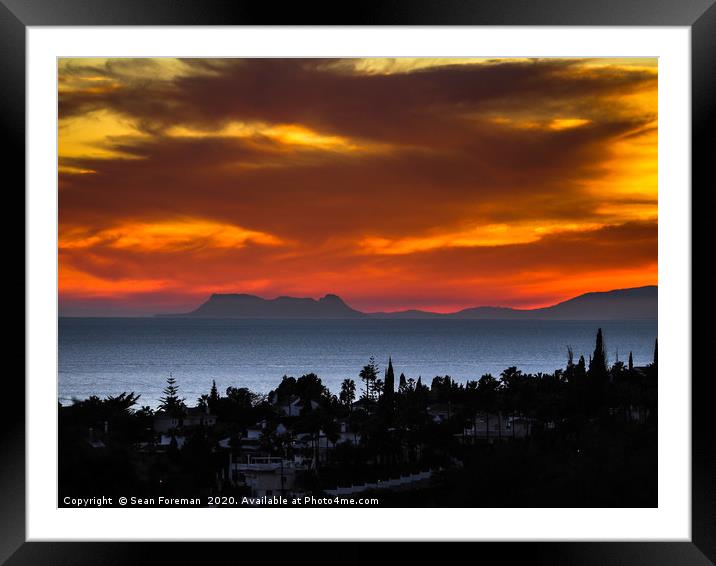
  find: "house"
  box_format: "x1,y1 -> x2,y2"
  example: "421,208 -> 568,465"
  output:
509,416 -> 535,438
218,435 -> 259,454
183,407 -> 218,428
427,403 -> 463,423
458,414 -> 534,441
626,405 -> 650,424
229,455 -> 302,497
274,395 -> 320,417
153,413 -> 179,433
632,365 -> 651,378
290,424 -> 361,465
217,422 -> 282,454
244,426 -> 264,441
334,419 -> 361,446
153,407 -> 217,433
350,398 -> 375,413
157,434 -> 186,450
86,426 -> 105,449
232,426 -> 264,453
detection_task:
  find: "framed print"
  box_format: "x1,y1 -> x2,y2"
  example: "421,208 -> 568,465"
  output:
6,0 -> 715,563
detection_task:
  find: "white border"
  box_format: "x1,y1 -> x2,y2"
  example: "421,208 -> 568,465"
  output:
27,26 -> 691,541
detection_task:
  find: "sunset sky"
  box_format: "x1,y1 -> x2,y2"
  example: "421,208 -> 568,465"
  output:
58,58 -> 657,316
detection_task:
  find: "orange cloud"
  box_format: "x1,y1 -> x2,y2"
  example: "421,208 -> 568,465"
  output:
60,218 -> 283,253
57,57 -> 657,315
359,221 -> 607,254
59,264 -> 173,298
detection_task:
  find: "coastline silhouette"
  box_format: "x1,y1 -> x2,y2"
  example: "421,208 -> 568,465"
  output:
158,285 -> 657,320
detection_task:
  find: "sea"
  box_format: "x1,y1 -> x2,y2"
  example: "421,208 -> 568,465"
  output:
58,318 -> 658,408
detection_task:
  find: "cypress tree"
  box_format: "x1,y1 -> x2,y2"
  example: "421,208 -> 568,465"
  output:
384,357 -> 395,398
588,329 -> 609,411
380,357 -> 396,420
628,351 -> 634,372
589,328 -> 608,377
209,380 -> 219,406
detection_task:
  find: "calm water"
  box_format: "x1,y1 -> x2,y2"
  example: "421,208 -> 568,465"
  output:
59,318 -> 657,408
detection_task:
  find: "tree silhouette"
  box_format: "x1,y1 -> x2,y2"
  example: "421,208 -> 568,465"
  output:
295,373 -> 329,406
501,366 -> 528,437
158,375 -> 186,418
373,378 -> 384,399
477,373 -> 501,440
209,380 -> 220,408
577,355 -> 586,376
196,394 -> 210,410
565,346 -> 575,381
588,328 -> 609,409
384,357 -> 395,400
359,356 -> 380,401
589,328 -> 608,377
339,378 -> 356,409
104,392 -> 141,414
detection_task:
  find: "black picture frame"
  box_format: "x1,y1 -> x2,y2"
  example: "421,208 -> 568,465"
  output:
5,0 -> 714,563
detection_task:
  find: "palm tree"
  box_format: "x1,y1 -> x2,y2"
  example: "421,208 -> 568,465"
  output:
477,374 -> 500,441
196,394 -> 210,411
500,367 -> 523,440
339,378 -> 356,410
359,357 -> 380,402
104,391 -> 141,414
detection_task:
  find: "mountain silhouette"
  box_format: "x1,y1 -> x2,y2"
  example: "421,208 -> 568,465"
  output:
162,286 -> 656,320
164,293 -> 364,318
451,285 -> 657,320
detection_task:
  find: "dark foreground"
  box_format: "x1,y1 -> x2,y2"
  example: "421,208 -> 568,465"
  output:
59,329 -> 657,508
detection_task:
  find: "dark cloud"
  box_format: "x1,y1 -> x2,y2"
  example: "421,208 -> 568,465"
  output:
59,117 -> 649,242
60,58 -> 656,145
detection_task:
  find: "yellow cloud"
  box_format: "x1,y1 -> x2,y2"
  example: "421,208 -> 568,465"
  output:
489,116 -> 592,130
582,121 -> 657,220
166,121 -> 386,154
60,219 -> 283,253
58,57 -> 218,93
333,57 -> 657,76
335,58 -> 523,75
359,221 -> 606,255
59,109 -> 149,160
548,118 -> 592,130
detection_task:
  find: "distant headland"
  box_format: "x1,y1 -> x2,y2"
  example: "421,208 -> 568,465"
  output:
158,285 -> 657,320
